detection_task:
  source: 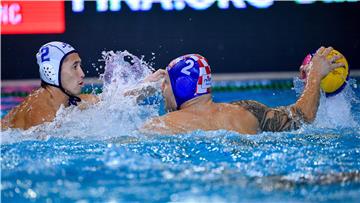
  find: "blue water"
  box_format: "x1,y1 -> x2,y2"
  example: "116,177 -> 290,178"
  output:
1,81 -> 360,203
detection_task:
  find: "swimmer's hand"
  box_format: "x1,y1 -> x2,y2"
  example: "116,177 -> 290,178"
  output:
143,69 -> 166,83
295,46 -> 345,122
123,69 -> 165,102
307,46 -> 345,80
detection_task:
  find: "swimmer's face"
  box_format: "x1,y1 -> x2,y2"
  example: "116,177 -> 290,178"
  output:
61,53 -> 85,95
162,72 -> 177,112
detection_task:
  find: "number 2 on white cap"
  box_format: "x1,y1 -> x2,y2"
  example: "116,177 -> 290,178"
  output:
41,47 -> 50,62
181,59 -> 194,75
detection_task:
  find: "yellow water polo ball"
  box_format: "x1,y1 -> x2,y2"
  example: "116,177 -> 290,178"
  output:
320,50 -> 349,95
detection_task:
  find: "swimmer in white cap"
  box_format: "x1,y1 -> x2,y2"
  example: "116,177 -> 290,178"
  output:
1,41 -> 99,130
1,41 -> 165,130
142,46 -> 345,134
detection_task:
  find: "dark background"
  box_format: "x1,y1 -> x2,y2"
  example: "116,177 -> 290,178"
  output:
2,1 -> 360,80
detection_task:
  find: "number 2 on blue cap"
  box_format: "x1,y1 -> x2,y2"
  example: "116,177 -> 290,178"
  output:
181,59 -> 194,75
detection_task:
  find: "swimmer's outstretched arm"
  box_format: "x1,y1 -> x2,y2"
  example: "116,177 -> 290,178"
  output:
124,69 -> 166,102
232,47 -> 345,132
77,70 -> 165,107
75,71 -> 161,108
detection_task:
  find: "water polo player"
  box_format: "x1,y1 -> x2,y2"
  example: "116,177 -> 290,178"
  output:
1,41 -> 99,130
1,41 -> 166,130
142,46 -> 345,134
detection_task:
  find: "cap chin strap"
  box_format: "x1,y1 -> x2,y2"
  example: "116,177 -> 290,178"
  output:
41,80 -> 81,106
61,87 -> 81,106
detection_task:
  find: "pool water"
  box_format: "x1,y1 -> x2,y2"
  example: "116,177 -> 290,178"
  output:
1,79 -> 360,203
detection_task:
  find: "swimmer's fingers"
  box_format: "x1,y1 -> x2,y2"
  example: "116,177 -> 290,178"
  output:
152,69 -> 166,79
155,69 -> 166,75
322,46 -> 333,57
315,46 -> 325,56
329,54 -> 343,63
330,62 -> 345,71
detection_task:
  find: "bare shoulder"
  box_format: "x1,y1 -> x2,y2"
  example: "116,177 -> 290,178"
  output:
79,94 -> 100,104
1,91 -> 55,130
231,100 -> 302,132
77,94 -> 100,110
23,97 -> 56,129
230,100 -> 268,120
1,109 -> 16,130
141,110 -> 194,135
215,102 -> 259,133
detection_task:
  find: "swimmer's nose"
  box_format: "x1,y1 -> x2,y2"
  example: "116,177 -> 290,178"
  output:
79,66 -> 85,78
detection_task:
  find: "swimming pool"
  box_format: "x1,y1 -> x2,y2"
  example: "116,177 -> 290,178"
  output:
1,77 -> 360,203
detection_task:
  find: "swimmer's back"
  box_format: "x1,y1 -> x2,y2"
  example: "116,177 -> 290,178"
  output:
1,88 -> 56,130
143,102 -> 259,134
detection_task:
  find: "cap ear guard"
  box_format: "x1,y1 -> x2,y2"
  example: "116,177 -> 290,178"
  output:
39,61 -> 59,85
172,75 -> 197,105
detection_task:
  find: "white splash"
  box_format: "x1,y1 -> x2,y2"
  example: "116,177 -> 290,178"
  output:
293,77 -> 359,129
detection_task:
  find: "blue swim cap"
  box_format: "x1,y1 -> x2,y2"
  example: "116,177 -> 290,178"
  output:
166,54 -> 212,108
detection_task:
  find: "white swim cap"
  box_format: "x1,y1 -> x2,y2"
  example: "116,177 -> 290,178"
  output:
36,41 -> 77,87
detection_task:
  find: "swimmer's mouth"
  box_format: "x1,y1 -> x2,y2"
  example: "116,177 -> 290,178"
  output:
79,81 -> 84,86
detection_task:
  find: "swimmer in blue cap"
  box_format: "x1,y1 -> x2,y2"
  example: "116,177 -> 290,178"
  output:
1,41 -> 99,130
142,47 -> 345,134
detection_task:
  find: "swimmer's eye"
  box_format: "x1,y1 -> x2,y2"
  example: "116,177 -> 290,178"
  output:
73,63 -> 82,70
